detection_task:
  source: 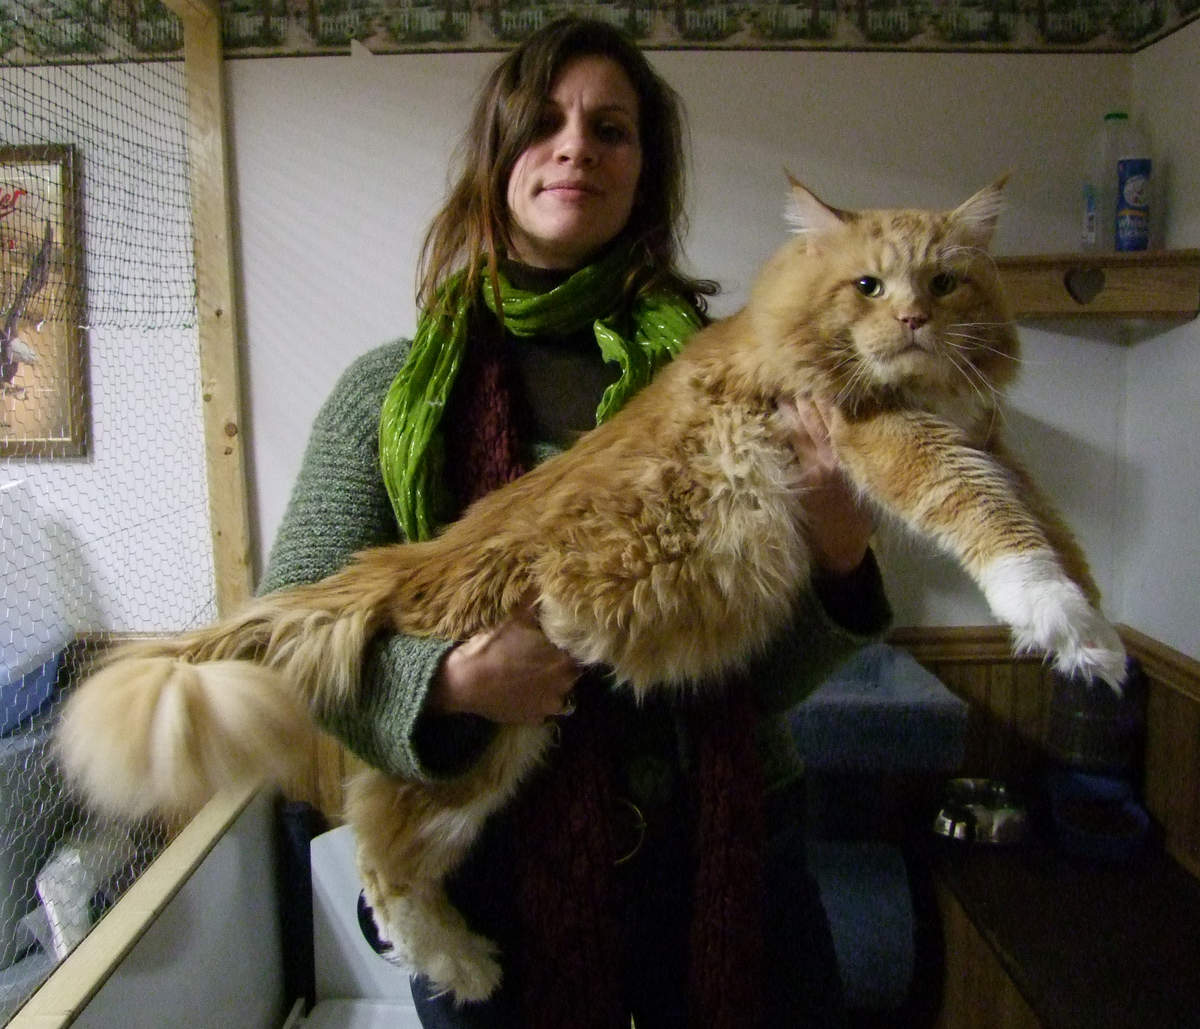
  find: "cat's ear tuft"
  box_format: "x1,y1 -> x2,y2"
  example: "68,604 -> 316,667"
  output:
784,172 -> 845,238
952,175 -> 1009,248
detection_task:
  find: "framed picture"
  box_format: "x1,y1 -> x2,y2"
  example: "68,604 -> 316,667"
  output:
1,143 -> 88,458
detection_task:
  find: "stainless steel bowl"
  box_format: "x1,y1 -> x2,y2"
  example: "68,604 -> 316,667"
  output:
933,778 -> 1028,845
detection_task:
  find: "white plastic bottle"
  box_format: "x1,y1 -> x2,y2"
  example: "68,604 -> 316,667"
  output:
1081,111 -> 1152,252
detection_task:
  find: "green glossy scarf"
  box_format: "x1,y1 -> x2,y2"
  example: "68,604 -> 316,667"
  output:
380,247 -> 703,541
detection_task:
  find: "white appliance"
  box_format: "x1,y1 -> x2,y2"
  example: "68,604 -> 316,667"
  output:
296,825 -> 422,1028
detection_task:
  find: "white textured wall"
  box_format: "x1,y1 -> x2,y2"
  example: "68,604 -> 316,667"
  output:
1119,19 -> 1200,659
228,39 -> 1197,657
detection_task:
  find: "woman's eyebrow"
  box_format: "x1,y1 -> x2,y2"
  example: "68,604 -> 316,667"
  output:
592,102 -> 637,119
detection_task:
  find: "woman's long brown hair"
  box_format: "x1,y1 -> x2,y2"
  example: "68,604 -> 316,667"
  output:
416,17 -> 716,316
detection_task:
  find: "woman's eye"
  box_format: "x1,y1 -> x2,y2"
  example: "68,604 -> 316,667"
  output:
595,120 -> 632,144
855,276 -> 884,298
534,110 -> 561,137
930,272 -> 958,296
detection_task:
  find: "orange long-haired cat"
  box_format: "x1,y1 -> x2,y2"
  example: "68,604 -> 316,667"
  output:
56,177 -> 1125,1002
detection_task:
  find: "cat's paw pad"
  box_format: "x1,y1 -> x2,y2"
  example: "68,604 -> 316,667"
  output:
1034,613 -> 1127,693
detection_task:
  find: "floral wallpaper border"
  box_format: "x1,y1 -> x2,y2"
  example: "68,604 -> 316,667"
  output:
0,0 -> 1197,64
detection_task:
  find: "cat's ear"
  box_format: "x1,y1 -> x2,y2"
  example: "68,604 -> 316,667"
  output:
784,172 -> 845,238
951,175 -> 1010,248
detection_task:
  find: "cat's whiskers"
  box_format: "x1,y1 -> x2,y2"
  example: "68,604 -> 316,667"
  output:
831,362 -> 872,409
943,332 -> 1020,363
822,350 -> 861,382
943,243 -> 999,277
940,343 -> 1000,409
817,346 -> 863,405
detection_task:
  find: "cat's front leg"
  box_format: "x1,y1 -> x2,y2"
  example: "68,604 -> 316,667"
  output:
833,408 -> 1126,689
977,440 -> 1125,687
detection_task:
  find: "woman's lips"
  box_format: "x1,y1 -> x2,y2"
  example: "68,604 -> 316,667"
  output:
540,181 -> 600,198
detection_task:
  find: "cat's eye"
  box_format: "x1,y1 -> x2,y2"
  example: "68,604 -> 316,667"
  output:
855,276 -> 884,298
930,272 -> 958,296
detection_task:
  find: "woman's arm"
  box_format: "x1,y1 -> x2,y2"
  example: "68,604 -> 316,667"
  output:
259,341 -> 495,781
751,396 -> 893,712
752,552 -> 892,715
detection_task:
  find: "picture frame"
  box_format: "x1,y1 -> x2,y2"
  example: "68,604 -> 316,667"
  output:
1,143 -> 88,458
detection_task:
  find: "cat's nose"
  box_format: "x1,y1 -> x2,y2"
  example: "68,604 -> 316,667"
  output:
898,312 -> 928,330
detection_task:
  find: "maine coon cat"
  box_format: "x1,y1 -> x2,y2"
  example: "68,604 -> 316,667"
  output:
56,177 -> 1126,1003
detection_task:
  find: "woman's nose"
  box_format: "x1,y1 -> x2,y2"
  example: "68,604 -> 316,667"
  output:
554,120 -> 596,165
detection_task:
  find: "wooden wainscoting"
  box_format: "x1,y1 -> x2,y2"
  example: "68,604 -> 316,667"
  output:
1122,626 -> 1200,879
890,624 -> 1200,880
889,626 -> 1055,789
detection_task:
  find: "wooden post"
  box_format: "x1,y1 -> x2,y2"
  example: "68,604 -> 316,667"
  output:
162,0 -> 254,614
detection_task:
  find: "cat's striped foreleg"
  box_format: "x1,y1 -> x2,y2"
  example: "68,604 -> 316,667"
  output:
833,409 -> 1126,689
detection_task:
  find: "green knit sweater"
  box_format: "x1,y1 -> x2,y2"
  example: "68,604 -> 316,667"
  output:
259,339 -> 892,790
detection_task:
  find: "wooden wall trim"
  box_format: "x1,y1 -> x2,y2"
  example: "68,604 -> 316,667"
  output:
889,624 -> 1021,663
1119,624 -> 1200,706
892,624 -> 1200,881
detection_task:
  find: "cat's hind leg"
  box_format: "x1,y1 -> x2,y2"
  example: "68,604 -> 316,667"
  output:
359,876 -> 504,1003
345,723 -> 554,1002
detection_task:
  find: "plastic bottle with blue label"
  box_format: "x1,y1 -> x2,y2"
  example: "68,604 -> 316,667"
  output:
1082,111 -> 1152,252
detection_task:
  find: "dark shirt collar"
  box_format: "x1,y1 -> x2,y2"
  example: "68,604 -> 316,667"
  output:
498,258 -> 573,294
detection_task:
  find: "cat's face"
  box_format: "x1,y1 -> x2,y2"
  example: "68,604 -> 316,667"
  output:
757,179 -> 1020,413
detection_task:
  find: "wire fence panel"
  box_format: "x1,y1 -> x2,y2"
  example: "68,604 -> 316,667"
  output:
1,2 -> 212,1019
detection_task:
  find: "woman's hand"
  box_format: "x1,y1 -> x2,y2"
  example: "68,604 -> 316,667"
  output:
427,603 -> 581,724
779,396 -> 875,576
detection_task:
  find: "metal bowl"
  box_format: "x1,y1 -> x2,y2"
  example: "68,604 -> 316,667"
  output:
933,778 -> 1028,845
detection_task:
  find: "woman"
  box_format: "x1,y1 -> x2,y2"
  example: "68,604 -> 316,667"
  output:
261,17 -> 890,1028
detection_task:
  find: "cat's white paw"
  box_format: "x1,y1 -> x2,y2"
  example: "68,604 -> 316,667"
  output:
422,931 -> 504,1004
372,888 -> 503,1004
982,552 -> 1127,692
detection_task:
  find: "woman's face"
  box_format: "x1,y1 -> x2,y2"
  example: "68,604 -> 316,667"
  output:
505,55 -> 643,270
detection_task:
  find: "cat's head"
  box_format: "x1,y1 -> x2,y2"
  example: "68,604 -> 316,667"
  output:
751,176 -> 1020,415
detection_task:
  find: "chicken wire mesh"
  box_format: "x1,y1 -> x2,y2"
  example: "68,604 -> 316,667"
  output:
1,1 -> 213,1019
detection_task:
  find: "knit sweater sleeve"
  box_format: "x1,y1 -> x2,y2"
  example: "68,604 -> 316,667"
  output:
258,341 -> 496,782
751,549 -> 893,715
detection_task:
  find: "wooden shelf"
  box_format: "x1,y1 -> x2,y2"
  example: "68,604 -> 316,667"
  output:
932,839 -> 1200,1029
996,248 -> 1200,321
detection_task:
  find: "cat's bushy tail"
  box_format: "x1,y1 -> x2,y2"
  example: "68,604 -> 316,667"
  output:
54,570 -> 397,820
55,653 -> 315,818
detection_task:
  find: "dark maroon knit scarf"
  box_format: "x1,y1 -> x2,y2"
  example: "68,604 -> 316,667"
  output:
442,323 -> 766,1029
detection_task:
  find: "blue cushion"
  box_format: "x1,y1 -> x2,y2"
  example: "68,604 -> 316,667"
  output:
0,650 -> 61,737
790,643 -> 968,773
808,840 -> 915,1011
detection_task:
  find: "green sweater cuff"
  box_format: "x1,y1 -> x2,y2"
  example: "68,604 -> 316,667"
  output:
319,631 -> 497,783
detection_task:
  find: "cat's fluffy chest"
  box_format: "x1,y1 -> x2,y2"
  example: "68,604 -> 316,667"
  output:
532,381 -> 812,692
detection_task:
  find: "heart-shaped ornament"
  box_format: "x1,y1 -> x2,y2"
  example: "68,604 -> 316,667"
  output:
1063,266 -> 1105,306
